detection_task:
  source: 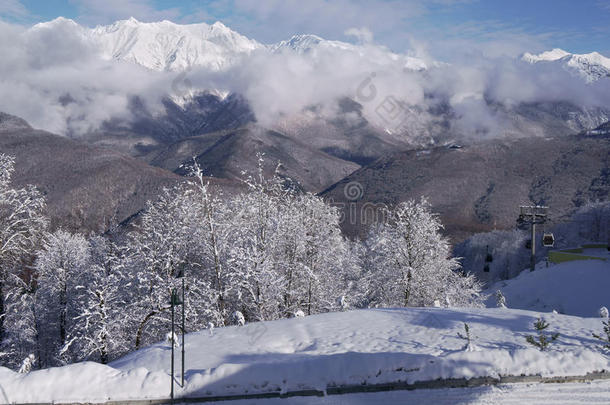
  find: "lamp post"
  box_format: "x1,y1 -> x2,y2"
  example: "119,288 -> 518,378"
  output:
169,288 -> 183,402
176,268 -> 186,388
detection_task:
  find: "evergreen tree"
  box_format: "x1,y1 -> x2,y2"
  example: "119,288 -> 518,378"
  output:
525,317 -> 559,351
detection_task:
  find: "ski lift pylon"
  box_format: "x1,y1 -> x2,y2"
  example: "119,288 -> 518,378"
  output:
485,245 -> 493,263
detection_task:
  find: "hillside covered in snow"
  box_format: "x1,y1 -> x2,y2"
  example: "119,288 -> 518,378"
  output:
486,248 -> 610,317
1,306 -> 610,403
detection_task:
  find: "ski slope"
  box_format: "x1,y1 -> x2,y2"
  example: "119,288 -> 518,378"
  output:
1,306 -> 609,403
486,249 -> 610,317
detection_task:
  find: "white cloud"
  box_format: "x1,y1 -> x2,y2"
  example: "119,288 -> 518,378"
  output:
596,0 -> 610,11
0,20 -> 172,134
208,0 -> 423,47
0,0 -> 30,20
0,17 -> 608,143
344,27 -> 374,45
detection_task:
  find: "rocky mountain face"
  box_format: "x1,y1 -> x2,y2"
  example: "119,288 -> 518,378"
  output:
86,93 -> 256,159
153,125 -> 360,192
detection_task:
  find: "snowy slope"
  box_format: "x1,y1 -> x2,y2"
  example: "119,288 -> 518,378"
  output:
1,307 -> 609,402
486,251 -> 610,317
523,48 -> 610,82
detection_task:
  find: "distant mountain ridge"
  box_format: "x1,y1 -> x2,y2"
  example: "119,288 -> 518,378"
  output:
27,17 -> 429,72
320,133 -> 610,242
523,48 -> 610,82
32,17 -> 262,72
30,17 -> 610,84
0,112 -> 240,232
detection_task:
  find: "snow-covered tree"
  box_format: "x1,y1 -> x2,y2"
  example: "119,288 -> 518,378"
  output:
0,154 -> 47,341
600,306 -> 609,318
188,165 -> 241,326
0,277 -> 38,368
286,193 -> 359,315
35,230 -> 90,366
454,229 -> 529,283
165,331 -> 179,348
567,201 -> 610,244
365,198 -> 482,308
127,184 -> 218,349
18,354 -> 35,373
230,310 -> 245,326
592,319 -> 610,351
65,237 -> 131,363
228,158 -> 360,320
227,159 -> 288,321
496,290 -> 507,308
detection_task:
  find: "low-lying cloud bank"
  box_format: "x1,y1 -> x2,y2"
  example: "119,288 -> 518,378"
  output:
0,19 -> 608,140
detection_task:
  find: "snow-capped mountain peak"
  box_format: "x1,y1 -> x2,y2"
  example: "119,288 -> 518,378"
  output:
270,34 -> 356,54
522,48 -> 571,63
88,18 -> 263,71
523,48 -> 610,83
31,16 -> 81,29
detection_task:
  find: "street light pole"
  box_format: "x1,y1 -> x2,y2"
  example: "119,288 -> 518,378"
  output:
170,289 -> 175,402
181,275 -> 185,388
169,288 -> 183,402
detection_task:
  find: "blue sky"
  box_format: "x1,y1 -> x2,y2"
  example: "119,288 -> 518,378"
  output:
2,0 -> 609,56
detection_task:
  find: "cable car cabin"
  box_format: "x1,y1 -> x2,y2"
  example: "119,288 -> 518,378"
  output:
542,233 -> 555,247
525,239 -> 532,250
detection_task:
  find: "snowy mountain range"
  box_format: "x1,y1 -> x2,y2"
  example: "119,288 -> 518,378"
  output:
30,17 -> 610,82
29,17 -> 431,72
523,48 -> 610,83
31,17 -> 262,72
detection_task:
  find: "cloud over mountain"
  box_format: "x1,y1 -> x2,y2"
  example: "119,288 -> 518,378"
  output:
0,17 -> 608,141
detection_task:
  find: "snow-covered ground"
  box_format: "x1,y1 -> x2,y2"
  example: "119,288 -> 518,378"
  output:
1,306 -> 609,403
486,249 -> 610,317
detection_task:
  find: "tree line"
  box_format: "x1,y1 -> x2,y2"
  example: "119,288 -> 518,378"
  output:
0,154 -> 482,369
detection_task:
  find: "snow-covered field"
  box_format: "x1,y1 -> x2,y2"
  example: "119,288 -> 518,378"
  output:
486,249 -> 610,317
1,306 -> 609,403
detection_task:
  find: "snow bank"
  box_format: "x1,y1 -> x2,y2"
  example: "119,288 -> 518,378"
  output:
0,362 -> 167,403
2,307 -> 609,403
